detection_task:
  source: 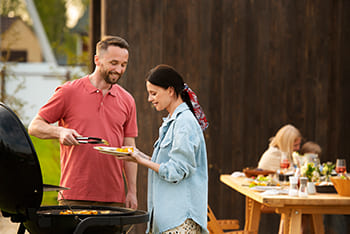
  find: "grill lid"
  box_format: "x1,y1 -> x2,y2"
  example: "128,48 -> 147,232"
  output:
0,102 -> 43,215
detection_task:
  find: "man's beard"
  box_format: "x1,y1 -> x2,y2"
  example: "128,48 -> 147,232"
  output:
101,69 -> 122,85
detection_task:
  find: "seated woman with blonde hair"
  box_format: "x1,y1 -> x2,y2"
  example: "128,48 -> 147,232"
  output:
258,124 -> 302,171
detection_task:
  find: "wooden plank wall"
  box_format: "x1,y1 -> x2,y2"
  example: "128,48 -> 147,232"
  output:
94,0 -> 350,232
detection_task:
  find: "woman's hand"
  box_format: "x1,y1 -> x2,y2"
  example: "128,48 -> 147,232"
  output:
118,147 -> 151,163
133,148 -> 152,161
120,147 -> 159,172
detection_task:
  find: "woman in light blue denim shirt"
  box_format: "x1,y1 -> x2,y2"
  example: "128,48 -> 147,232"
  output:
120,64 -> 208,234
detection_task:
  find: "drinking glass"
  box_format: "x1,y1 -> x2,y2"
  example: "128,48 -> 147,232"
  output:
280,153 -> 290,170
336,159 -> 347,175
280,152 -> 290,185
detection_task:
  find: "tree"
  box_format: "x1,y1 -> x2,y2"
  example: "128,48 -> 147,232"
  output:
0,0 -> 27,17
33,0 -> 74,64
1,0 -> 89,65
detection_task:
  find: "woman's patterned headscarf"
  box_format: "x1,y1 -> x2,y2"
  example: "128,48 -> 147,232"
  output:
184,84 -> 209,131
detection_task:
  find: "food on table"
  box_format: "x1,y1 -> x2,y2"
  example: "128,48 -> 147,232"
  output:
249,175 -> 280,187
315,181 -> 333,186
243,167 -> 275,177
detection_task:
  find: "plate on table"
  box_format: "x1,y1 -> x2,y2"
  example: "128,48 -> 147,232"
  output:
250,186 -> 289,195
94,146 -> 133,157
250,186 -> 282,191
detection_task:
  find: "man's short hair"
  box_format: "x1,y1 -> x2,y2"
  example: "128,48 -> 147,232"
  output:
96,36 -> 129,56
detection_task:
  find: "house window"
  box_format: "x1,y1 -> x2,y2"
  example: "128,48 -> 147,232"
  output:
1,50 -> 27,62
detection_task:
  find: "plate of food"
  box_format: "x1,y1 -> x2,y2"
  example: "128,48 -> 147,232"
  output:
248,174 -> 280,187
94,146 -> 134,157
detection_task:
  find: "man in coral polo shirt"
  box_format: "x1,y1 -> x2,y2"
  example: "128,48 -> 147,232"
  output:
28,36 -> 138,209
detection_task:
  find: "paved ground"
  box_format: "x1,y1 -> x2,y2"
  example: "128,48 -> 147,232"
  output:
0,214 -> 29,234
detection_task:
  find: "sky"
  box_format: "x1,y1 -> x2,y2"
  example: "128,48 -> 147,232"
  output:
65,0 -> 84,28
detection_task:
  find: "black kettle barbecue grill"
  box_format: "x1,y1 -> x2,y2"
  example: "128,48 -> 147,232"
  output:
0,102 -> 148,234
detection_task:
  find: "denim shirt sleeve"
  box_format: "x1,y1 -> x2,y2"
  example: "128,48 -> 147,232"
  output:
158,113 -> 200,183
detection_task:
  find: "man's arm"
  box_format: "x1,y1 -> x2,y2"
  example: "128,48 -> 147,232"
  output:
123,137 -> 138,209
28,115 -> 80,145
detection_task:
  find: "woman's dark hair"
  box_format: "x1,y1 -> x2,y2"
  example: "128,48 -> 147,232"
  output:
146,64 -> 195,116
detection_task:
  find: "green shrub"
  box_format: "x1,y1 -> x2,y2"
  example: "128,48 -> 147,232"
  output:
30,136 -> 61,205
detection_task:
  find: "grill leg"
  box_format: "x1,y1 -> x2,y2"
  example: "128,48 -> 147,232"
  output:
17,223 -> 26,234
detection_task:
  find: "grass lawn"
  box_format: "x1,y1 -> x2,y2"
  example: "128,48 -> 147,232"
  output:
30,136 -> 61,206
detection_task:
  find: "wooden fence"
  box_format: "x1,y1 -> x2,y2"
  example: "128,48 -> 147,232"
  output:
92,0 -> 350,232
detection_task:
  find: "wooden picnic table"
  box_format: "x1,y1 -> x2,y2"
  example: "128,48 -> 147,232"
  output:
220,174 -> 350,234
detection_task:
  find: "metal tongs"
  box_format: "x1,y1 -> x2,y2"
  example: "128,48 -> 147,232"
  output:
76,137 -> 109,145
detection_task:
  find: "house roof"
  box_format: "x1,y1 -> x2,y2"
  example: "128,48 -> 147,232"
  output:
0,15 -> 20,34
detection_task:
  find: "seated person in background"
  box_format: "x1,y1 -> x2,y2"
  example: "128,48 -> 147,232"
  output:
299,141 -> 322,156
295,141 -> 322,167
258,124 -> 302,171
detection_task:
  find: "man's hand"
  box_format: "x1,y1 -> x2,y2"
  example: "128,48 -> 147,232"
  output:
125,191 -> 137,209
58,127 -> 81,145
28,114 -> 81,145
